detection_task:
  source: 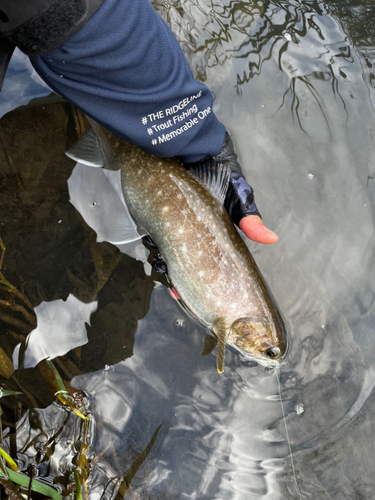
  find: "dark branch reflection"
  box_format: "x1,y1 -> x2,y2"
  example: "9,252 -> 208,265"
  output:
154,0 -> 375,135
323,0 -> 375,90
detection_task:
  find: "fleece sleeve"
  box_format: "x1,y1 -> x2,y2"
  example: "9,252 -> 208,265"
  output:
30,0 -> 226,163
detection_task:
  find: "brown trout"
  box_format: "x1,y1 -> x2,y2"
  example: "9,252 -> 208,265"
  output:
67,120 -> 287,372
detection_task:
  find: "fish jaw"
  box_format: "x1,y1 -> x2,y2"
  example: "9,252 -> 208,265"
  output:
227,317 -> 287,365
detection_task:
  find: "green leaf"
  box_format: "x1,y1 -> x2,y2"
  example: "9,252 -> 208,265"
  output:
74,469 -> 83,500
45,359 -> 88,420
0,388 -> 22,398
0,467 -> 63,500
115,423 -> 163,499
45,359 -> 67,395
0,446 -> 18,471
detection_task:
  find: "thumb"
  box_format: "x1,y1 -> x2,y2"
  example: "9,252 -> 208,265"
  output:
239,215 -> 279,245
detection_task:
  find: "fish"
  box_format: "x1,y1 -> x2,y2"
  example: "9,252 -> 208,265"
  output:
66,119 -> 287,372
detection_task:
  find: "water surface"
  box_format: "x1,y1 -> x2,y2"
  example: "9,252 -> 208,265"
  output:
0,1 -> 374,498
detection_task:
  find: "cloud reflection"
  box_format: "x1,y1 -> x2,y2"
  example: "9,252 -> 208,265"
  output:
0,49 -> 51,119
13,294 -> 97,369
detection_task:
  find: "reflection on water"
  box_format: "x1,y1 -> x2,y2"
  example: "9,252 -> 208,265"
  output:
0,49 -> 50,120
12,295 -> 97,370
324,0 -> 375,103
0,0 -> 375,498
152,0 -> 265,87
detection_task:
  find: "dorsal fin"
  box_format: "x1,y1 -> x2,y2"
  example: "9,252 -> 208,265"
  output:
188,160 -> 231,205
212,317 -> 227,373
65,128 -> 104,167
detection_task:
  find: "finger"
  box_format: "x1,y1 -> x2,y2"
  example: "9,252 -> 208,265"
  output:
239,215 -> 279,245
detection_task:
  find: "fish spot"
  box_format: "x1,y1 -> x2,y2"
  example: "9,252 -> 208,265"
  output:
244,293 -> 248,299
178,228 -> 184,234
165,222 -> 171,227
162,206 -> 169,212
197,251 -> 202,257
157,190 -> 162,196
161,169 -> 165,173
198,270 -> 205,277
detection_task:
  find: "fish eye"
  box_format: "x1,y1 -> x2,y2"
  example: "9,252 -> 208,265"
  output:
265,347 -> 281,359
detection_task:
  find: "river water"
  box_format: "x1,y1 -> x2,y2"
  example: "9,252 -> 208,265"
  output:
0,0 -> 374,499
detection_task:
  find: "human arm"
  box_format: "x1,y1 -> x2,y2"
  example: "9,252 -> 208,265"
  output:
0,0 -> 277,243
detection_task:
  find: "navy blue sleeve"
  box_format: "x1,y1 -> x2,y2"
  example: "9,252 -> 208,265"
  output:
30,0 -> 225,163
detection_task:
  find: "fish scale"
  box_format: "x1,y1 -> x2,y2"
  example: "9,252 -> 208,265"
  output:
125,163 -> 267,324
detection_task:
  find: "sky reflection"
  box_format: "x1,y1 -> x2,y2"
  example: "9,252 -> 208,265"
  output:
13,294 -> 97,369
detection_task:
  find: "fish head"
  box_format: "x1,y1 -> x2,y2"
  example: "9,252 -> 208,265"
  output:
229,317 -> 287,365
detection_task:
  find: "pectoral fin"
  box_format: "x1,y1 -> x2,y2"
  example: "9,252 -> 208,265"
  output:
213,317 -> 227,374
201,335 -> 218,357
66,128 -> 104,167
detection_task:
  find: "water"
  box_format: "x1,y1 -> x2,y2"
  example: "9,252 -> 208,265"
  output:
0,0 -> 375,498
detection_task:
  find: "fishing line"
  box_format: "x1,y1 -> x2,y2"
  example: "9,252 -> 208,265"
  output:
275,368 -> 303,500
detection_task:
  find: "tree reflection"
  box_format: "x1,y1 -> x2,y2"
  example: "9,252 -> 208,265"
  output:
154,0 -> 375,134
153,0 -> 267,81
323,0 -> 375,91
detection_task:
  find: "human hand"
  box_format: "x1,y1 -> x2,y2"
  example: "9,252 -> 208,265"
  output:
224,169 -> 279,245
192,131 -> 279,246
180,131 -> 279,246
239,215 -> 278,244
